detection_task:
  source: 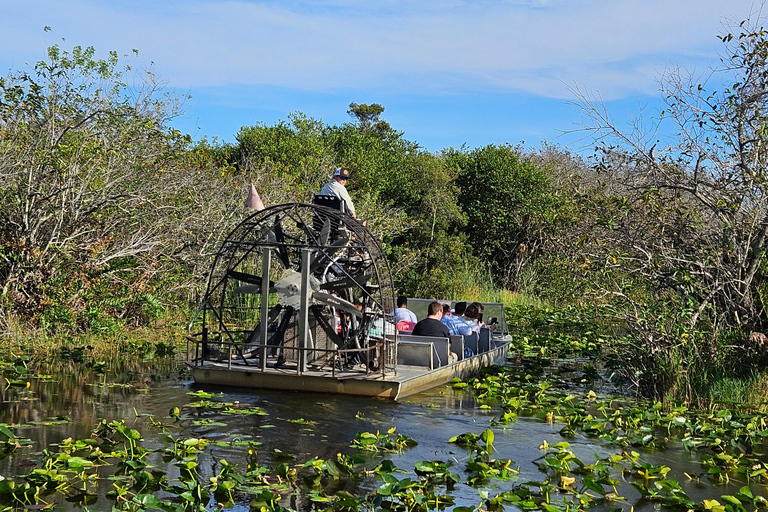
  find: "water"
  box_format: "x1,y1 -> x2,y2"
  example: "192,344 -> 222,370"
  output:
1,356 -> 767,511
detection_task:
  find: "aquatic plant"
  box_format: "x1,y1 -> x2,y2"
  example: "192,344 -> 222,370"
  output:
0,424 -> 32,458
351,428 -> 417,453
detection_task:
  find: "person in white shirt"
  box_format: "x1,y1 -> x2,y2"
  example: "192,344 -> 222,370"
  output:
394,296 -> 417,324
319,167 -> 356,218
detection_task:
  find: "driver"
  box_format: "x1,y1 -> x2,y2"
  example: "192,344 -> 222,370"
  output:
319,167 -> 357,218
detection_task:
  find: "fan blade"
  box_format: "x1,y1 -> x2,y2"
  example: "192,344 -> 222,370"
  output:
317,217 -> 331,246
235,284 -> 261,294
309,236 -> 350,273
228,270 -> 273,287
320,272 -> 372,292
272,218 -> 291,267
244,305 -> 283,344
228,270 -> 275,294
311,291 -> 363,318
309,306 -> 344,348
268,305 -> 294,352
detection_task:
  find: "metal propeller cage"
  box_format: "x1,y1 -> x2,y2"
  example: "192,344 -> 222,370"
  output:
189,203 -> 397,375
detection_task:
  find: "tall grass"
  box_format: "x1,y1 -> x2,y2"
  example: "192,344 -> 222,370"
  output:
0,313 -> 186,365
705,372 -> 768,411
442,260 -> 543,307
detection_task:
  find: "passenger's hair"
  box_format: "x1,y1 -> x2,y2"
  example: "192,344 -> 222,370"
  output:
397,296 -> 408,308
428,301 -> 443,316
471,301 -> 484,312
464,303 -> 480,320
454,301 -> 467,316
442,304 -> 451,314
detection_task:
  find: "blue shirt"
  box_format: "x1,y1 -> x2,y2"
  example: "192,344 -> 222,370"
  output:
463,318 -> 481,333
441,314 -> 472,336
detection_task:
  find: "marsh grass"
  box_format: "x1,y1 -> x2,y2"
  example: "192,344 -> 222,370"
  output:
0,313 -> 187,365
706,372 -> 768,411
440,260 -> 543,308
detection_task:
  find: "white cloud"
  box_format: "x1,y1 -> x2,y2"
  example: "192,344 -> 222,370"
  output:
0,0 -> 760,100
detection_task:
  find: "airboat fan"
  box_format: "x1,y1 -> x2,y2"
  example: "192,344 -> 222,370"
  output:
194,203 -> 397,373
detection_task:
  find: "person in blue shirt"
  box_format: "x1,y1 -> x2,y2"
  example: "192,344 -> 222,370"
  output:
441,301 -> 472,336
440,304 -> 452,324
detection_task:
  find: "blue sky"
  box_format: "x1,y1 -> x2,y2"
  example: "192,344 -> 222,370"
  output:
0,0 -> 760,153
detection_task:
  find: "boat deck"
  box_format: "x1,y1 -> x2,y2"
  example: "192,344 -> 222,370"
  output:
190,339 -> 510,400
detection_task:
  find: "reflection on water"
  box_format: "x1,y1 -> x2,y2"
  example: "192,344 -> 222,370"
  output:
1,356 -> 767,511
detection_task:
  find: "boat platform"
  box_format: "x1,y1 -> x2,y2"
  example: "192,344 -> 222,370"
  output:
187,333 -> 510,400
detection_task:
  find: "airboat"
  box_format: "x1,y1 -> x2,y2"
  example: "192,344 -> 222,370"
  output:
186,201 -> 510,400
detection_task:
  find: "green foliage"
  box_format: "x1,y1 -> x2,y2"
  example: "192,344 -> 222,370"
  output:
235,113 -> 331,199
564,13 -> 768,401
0,43 -> 258,334
0,43 -> 189,329
447,144 -> 567,289
347,102 -> 392,136
351,428 -> 417,453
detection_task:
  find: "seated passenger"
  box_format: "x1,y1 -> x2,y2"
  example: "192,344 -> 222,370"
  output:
442,301 -> 472,336
462,303 -> 484,334
393,295 -> 418,324
470,301 -> 492,326
440,304 -> 452,324
412,301 -> 450,338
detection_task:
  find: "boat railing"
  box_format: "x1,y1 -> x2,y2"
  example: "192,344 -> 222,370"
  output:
395,327 -> 502,369
398,334 -> 451,369
186,333 -> 386,378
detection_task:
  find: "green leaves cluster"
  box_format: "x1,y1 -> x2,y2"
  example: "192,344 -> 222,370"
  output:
229,109 -> 568,299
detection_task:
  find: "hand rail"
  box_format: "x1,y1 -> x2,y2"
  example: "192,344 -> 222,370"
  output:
186,335 -> 385,378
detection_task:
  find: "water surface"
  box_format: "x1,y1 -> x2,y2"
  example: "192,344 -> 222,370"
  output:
1,357 -> 766,511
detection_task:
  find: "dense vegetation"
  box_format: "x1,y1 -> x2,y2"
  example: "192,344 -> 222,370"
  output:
3,15 -> 768,405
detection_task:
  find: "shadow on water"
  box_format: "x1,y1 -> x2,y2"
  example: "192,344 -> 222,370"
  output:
1,353 -> 767,511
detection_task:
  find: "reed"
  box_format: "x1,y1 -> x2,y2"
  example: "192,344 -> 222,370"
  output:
705,372 -> 768,411
441,260 -> 543,308
0,315 -> 186,364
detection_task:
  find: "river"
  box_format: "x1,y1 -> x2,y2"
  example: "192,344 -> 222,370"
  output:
1,355 -> 766,511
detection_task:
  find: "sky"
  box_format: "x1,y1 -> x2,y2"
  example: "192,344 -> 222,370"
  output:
0,0 -> 762,153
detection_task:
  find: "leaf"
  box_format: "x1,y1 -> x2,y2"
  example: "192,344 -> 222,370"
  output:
581,476 -> 605,494
377,482 -> 397,496
0,425 -> 16,439
414,461 -> 436,474
133,494 -> 167,510
66,457 -> 94,468
356,433 -> 377,445
481,429 -> 495,447
720,495 -> 745,507
702,499 -> 725,512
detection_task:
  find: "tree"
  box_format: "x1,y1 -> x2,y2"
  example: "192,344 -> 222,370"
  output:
578,15 -> 768,331
447,144 -> 562,289
347,102 -> 393,137
234,113 -> 335,202
572,13 -> 768,398
0,44 -> 232,330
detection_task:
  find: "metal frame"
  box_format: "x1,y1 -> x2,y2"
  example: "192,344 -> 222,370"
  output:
187,203 -> 397,379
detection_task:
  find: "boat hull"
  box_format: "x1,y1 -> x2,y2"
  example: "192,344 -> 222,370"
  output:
191,341 -> 509,400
